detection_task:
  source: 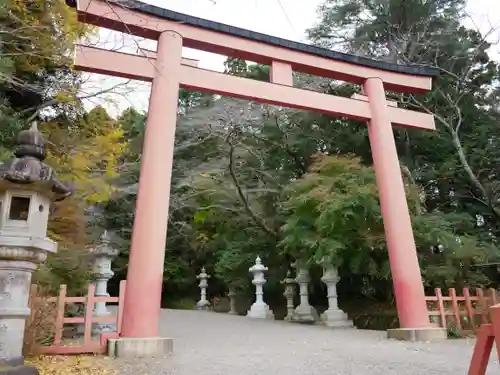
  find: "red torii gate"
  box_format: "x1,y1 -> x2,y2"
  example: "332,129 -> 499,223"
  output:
67,0 -> 445,352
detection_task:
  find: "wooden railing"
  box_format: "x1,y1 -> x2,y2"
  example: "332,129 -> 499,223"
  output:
467,303 -> 500,375
426,288 -> 499,331
28,280 -> 126,355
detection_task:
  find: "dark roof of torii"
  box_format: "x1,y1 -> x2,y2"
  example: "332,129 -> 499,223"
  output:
65,0 -> 437,78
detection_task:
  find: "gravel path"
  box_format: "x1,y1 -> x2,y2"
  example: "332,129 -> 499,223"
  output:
113,309 -> 498,375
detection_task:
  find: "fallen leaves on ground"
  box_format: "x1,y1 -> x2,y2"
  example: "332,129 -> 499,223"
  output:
26,355 -> 117,375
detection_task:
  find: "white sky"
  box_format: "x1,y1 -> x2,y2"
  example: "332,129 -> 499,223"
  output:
82,0 -> 500,116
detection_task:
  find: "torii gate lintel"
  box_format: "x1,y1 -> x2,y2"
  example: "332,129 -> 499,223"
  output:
67,0 -> 445,346
75,45 -> 435,131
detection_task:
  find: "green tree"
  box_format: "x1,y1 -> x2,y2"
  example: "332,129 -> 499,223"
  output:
0,0 -> 91,121
281,153 -> 493,298
308,0 -> 500,238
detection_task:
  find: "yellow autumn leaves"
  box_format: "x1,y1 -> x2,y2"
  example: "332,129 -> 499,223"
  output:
43,110 -> 127,204
7,0 -> 91,74
39,106 -> 128,245
26,355 -> 117,375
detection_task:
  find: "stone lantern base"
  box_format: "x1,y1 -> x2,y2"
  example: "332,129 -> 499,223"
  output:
291,304 -> 319,324
247,301 -> 274,320
196,300 -> 211,311
320,309 -> 353,328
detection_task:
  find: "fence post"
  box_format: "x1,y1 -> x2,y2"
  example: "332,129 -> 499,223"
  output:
467,324 -> 494,375
450,288 -> 462,330
491,303 -> 500,360
463,288 -> 474,330
117,280 -> 126,334
435,288 -> 446,328
490,288 -> 497,307
477,289 -> 488,324
53,285 -> 67,346
467,303 -> 500,375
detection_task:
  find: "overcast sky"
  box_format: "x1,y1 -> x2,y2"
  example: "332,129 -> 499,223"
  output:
82,0 -> 500,116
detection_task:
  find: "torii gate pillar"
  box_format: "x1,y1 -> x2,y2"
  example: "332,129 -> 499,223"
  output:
119,31 -> 182,340
365,78 -> 435,337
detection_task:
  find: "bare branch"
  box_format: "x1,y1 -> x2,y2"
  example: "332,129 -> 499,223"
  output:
226,138 -> 277,237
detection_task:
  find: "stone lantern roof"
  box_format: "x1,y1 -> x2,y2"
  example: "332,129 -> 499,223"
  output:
0,122 -> 73,201
90,230 -> 119,258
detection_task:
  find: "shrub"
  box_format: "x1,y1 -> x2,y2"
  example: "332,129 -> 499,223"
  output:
33,243 -> 92,296
164,298 -> 197,310
24,286 -> 57,356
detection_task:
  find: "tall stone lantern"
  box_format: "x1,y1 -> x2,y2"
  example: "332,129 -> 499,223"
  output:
90,230 -> 119,334
246,256 -> 274,320
318,257 -> 352,328
196,267 -> 211,311
0,123 -> 72,371
281,270 -> 296,321
291,260 -> 318,324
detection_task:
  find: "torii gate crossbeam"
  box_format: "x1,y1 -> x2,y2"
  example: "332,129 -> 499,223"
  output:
67,0 -> 446,353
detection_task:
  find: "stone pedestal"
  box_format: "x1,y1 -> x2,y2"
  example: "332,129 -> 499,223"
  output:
319,260 -> 352,328
247,256 -> 274,320
227,287 -> 238,315
280,270 -> 295,321
387,327 -> 447,341
0,263 -> 32,365
108,337 -> 173,358
90,231 -> 119,334
291,262 -> 318,324
196,267 -> 211,311
0,247 -> 50,365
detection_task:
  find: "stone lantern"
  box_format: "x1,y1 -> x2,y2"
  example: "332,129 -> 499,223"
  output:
196,267 -> 211,311
281,269 -> 296,321
247,256 -> 274,320
90,230 -> 119,333
318,257 -> 352,328
0,123 -> 72,372
291,260 -> 318,324
227,286 -> 238,315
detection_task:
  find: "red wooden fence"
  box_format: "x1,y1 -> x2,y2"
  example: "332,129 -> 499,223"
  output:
29,280 -> 126,355
467,303 -> 500,375
426,288 -> 499,331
